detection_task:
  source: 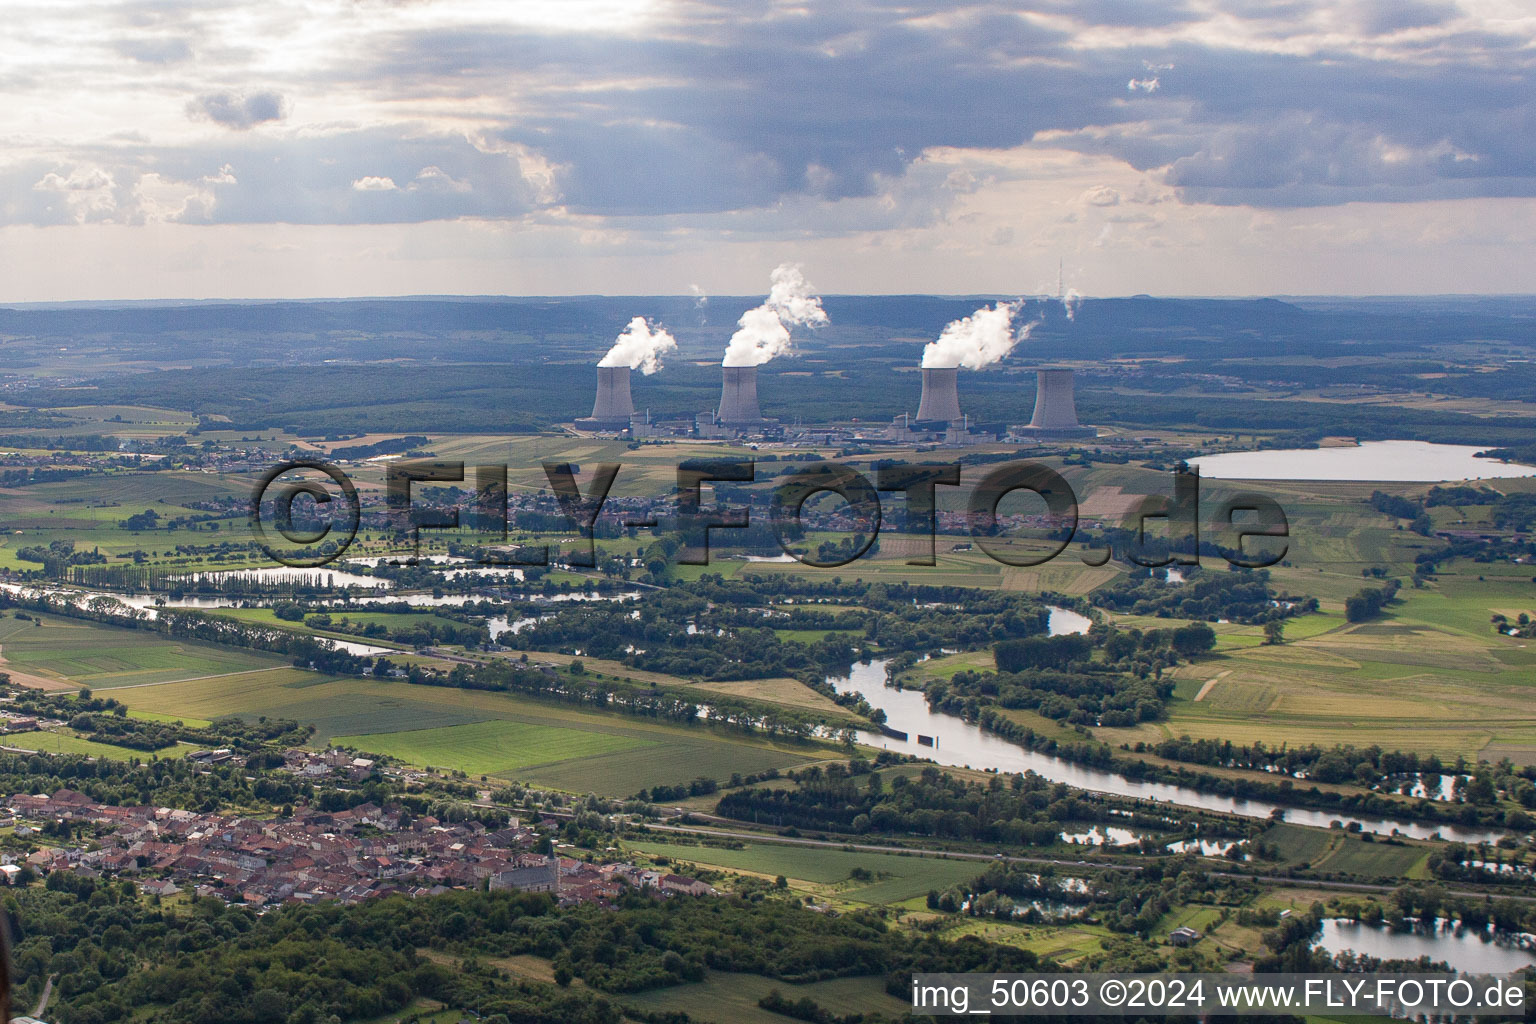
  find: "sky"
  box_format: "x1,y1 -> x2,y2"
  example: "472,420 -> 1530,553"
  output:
1,0 -> 1533,301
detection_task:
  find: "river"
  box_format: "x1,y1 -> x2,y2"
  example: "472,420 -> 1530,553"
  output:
822,609 -> 1501,843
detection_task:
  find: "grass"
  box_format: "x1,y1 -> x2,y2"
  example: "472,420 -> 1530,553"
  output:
0,613 -> 284,689
1263,823 -> 1429,879
2,730 -> 196,760
127,709 -> 214,728
108,667 -> 824,795
619,971 -> 912,1024
490,650 -> 853,718
333,718 -> 650,775
772,628 -> 864,644
623,838 -> 981,904
1097,581 -> 1536,760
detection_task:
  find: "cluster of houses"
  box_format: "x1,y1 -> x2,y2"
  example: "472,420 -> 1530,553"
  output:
3,788 -> 714,909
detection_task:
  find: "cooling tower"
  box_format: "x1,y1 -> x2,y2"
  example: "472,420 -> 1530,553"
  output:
584,365 -> 635,429
914,367 -> 962,425
718,365 -> 766,426
1024,368 -> 1094,436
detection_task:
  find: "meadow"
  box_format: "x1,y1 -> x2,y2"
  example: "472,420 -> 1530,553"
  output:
1,730 -> 197,760
622,837 -> 983,904
1097,571 -> 1536,760
489,649 -> 853,719
617,972 -> 912,1024
0,612 -> 285,690
103,662 -> 826,794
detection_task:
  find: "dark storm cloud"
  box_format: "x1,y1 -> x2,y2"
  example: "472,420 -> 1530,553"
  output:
187,90 -> 287,130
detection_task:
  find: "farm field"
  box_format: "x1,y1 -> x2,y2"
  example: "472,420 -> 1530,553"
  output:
623,837 -> 982,904
488,650 -> 853,718
0,612 -> 286,690
1098,580 -> 1536,760
3,730 -> 198,760
1261,823 -> 1431,878
332,718 -> 648,776
618,971 -> 912,1024
103,664 -> 825,794
213,608 -> 469,634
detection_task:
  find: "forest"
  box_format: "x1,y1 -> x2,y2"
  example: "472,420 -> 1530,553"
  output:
7,882 -> 1045,1024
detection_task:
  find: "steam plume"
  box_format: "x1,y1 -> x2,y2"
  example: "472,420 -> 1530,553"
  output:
598,316 -> 677,374
1062,288 -> 1082,321
721,263 -> 828,367
921,301 -> 1039,369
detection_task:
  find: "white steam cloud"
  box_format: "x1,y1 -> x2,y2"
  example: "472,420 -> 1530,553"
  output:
921,301 -> 1040,369
598,316 -> 677,374
721,263 -> 828,367
1062,288 -> 1082,321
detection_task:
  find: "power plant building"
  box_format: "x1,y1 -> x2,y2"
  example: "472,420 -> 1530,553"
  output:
576,365 -> 637,432
914,367 -> 963,425
1019,368 -> 1094,437
717,365 -> 772,428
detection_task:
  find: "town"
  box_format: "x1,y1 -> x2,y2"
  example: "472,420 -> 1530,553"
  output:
2,769 -> 714,912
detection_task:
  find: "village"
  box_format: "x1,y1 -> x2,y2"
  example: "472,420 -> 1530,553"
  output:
0,782 -> 715,910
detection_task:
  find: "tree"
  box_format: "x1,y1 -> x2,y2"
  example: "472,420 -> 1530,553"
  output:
1263,620 -> 1285,645
1170,622 -> 1216,658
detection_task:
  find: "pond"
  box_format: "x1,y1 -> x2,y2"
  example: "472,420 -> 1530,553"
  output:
175,566 -> 389,589
1316,918 -> 1536,974
1188,440 -> 1536,482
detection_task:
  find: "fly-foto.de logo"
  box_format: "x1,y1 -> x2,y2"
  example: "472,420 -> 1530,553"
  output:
250,458 -> 1289,571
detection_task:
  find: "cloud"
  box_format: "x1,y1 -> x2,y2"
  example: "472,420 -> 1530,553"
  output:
1082,185 -> 1121,206
114,37 -> 193,64
186,91 -> 287,130
0,0 -> 1532,234
30,167 -> 119,223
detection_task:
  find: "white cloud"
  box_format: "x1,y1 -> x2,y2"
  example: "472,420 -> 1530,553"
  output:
0,0 -> 1527,297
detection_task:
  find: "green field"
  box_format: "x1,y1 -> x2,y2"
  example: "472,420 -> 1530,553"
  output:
1264,823 -> 1429,879
333,718 -> 650,775
1099,574 -> 1536,760
619,971 -> 912,1024
0,613 -> 285,689
2,730 -> 197,760
105,665 -> 823,794
624,838 -> 983,904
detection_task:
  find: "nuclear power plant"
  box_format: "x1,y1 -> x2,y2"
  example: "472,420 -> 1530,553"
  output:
717,365 -> 770,427
570,348 -> 1094,443
1020,368 -> 1095,437
914,367 -> 962,425
576,365 -> 647,433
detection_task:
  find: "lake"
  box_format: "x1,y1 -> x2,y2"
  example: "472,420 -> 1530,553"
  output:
1316,919 -> 1536,973
1189,441 -> 1536,482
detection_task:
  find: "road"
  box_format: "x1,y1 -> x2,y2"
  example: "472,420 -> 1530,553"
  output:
33,973 -> 56,1019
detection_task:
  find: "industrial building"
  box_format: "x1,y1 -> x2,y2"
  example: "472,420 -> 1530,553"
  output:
575,365 -> 636,432
717,365 -> 773,428
1017,368 -> 1095,437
